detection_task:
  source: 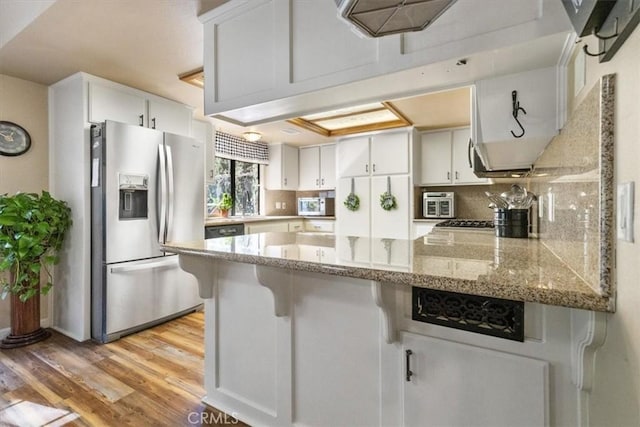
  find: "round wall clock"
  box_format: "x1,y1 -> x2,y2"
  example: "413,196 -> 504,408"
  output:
0,121 -> 31,156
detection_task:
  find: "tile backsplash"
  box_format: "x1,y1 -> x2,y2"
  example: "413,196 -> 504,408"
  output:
415,184 -> 514,220
530,75 -> 615,298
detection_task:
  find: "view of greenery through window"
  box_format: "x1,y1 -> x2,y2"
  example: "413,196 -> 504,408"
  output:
207,157 -> 260,216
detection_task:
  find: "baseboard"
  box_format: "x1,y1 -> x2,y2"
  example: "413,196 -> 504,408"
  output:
0,316 -> 51,340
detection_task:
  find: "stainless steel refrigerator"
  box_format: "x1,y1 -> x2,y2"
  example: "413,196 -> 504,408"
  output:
90,120 -> 203,343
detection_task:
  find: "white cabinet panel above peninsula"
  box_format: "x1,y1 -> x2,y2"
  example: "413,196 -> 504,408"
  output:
200,0 -> 571,124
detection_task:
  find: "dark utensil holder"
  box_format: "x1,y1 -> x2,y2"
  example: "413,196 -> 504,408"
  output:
494,208 -> 529,238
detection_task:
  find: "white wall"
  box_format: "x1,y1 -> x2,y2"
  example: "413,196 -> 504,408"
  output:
0,73 -> 50,332
572,27 -> 640,426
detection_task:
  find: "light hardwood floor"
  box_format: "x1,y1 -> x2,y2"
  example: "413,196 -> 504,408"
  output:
0,312 -> 247,426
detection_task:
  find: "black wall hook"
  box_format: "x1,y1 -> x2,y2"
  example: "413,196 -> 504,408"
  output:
510,90 -> 526,138
583,18 -> 619,57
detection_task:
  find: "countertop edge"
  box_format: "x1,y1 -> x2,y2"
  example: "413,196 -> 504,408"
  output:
162,245 -> 612,313
205,216 -> 335,226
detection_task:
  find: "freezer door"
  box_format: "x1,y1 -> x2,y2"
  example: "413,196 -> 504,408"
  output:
163,132 -> 205,243
104,121 -> 164,263
104,256 -> 201,339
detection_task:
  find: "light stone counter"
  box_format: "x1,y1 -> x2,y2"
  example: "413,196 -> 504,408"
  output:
162,229 -> 612,312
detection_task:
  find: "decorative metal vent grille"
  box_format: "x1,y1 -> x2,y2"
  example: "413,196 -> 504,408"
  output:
412,288 -> 524,342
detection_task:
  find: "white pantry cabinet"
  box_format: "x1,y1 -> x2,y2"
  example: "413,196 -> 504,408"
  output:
417,127 -> 487,185
298,144 -> 336,190
336,176 -> 371,238
402,332 -> 548,427
88,81 -> 192,136
200,0 -> 570,123
336,130 -> 412,240
265,143 -> 299,190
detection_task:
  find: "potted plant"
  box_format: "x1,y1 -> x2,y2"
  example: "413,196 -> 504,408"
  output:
218,193 -> 233,217
0,191 -> 72,348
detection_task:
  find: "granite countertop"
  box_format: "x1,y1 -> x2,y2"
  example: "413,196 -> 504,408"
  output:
162,229 -> 612,312
205,216 -> 336,226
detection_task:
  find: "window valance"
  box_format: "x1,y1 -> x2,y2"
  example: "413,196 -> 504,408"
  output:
214,131 -> 269,164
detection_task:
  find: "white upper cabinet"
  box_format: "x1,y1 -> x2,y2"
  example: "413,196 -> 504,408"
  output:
337,136 -> 369,178
89,83 -> 146,127
319,144 -> 336,189
370,132 -> 409,176
147,99 -> 192,136
338,131 -> 409,178
265,143 -> 299,190
474,66 -> 560,170
452,128 -> 480,184
419,131 -> 451,185
192,120 -> 214,183
299,144 -> 336,190
418,128 -> 487,185
200,0 -> 571,124
88,81 -> 192,136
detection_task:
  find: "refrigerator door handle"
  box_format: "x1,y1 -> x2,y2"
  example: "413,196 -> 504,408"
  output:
158,145 -> 167,243
166,145 -> 175,241
109,257 -> 177,274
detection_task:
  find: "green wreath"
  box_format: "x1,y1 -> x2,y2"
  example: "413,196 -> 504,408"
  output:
344,193 -> 360,211
344,178 -> 360,211
379,192 -> 397,211
379,176 -> 397,211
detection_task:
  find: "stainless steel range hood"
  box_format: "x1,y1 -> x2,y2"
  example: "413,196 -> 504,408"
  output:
335,0 -> 458,38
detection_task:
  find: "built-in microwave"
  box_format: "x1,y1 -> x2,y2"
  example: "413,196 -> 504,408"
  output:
297,197 -> 335,216
423,192 -> 455,219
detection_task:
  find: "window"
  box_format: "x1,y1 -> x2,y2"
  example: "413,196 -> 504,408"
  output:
207,158 -> 260,216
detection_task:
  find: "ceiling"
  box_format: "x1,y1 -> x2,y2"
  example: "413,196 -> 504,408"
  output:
0,0 -> 568,147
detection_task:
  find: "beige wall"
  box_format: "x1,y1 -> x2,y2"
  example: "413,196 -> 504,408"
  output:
573,28 -> 640,425
0,73 -> 49,331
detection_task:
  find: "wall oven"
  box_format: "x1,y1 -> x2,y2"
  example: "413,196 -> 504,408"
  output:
423,192 -> 455,219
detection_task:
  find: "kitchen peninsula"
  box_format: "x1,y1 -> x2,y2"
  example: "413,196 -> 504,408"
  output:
162,229 -> 609,427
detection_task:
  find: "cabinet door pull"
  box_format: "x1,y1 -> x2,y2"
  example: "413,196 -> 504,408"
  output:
138,115 -> 144,127
316,178 -> 319,186
455,171 -> 459,180
284,177 -> 288,186
447,171 -> 451,181
467,138 -> 473,168
373,164 -> 376,172
321,178 -> 325,185
405,349 -> 414,382
365,164 -> 369,173
151,117 -> 156,129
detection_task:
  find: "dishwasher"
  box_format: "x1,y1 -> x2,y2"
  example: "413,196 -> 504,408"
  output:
205,223 -> 245,238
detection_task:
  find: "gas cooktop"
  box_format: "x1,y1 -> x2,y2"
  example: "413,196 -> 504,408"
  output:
435,219 -> 495,229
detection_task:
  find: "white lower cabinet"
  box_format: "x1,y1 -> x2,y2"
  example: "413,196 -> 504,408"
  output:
245,221 -> 289,234
402,332 -> 548,427
201,261 -> 576,427
298,245 -> 335,263
303,219 -> 334,233
292,273 -> 382,427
